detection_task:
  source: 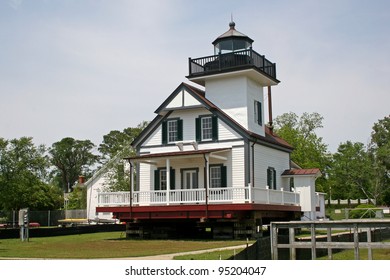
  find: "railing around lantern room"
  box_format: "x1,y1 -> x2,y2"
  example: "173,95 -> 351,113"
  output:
188,48 -> 277,80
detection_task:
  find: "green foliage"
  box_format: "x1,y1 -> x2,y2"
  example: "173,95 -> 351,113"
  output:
49,137 -> 100,193
328,141 -> 373,200
0,137 -> 62,210
273,112 -> 331,193
369,115 -> 390,205
274,112 -> 329,168
66,184 -> 87,209
349,204 -> 380,219
99,122 -> 148,192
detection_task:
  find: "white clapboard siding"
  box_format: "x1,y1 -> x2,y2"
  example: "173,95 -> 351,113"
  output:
232,146 -> 245,188
253,144 -> 290,189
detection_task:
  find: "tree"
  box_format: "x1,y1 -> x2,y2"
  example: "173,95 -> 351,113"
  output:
98,122 -> 148,191
49,137 -> 99,193
274,112 -> 330,169
273,112 -> 331,193
369,115 -> 390,205
328,141 -> 373,200
0,137 -> 62,210
98,121 -> 148,162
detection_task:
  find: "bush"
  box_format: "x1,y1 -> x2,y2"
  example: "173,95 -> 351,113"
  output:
349,204 -> 380,219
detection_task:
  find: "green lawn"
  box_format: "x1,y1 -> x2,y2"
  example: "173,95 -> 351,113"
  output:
0,231 -> 249,259
317,247 -> 390,260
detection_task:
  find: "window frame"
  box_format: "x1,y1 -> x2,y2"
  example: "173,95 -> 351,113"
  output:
267,167 -> 277,190
196,115 -> 218,142
254,100 -> 262,126
162,118 -> 183,145
167,119 -> 178,143
209,164 -> 227,188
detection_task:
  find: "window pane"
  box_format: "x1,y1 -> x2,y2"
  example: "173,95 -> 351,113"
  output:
167,120 -> 178,143
160,169 -> 167,190
201,117 -> 212,141
210,166 -> 221,188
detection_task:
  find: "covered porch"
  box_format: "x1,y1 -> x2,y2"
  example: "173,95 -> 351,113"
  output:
98,147 -> 300,208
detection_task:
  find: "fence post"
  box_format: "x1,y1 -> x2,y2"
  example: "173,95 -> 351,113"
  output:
367,227 -> 372,260
353,223 -> 360,260
311,223 -> 316,260
48,210 -> 51,227
271,223 -> 278,260
327,227 -> 332,260
289,227 -> 296,260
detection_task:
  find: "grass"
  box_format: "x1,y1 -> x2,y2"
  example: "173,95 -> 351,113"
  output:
317,247 -> 390,260
0,231 -> 249,259
173,248 -> 245,260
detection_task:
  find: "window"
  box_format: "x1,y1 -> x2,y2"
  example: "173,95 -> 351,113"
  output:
196,115 -> 218,142
162,118 -> 183,145
160,169 -> 167,190
209,165 -> 227,188
201,116 -> 213,141
154,168 -> 175,190
181,169 -> 199,189
167,120 -> 178,143
289,177 -> 295,192
254,100 -> 262,125
267,167 -> 277,190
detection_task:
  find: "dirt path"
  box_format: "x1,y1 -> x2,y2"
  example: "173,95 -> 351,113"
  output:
114,244 -> 248,260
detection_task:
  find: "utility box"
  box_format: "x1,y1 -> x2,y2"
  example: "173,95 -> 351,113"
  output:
19,208 -> 29,242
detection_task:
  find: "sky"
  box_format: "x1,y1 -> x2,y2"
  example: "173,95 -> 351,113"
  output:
1,0 -> 389,153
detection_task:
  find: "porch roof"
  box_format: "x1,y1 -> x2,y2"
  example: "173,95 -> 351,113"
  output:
125,148 -> 230,162
281,168 -> 322,177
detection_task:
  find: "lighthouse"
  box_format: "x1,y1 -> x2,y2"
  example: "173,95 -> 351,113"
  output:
187,21 -> 279,137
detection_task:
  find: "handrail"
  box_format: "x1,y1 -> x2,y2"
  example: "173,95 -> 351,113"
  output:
188,49 -> 276,79
98,186 -> 299,207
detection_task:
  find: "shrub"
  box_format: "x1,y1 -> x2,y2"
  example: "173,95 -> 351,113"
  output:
349,204 -> 380,219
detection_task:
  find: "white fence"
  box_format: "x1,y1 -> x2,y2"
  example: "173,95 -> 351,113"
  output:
98,186 -> 300,207
328,198 -> 376,205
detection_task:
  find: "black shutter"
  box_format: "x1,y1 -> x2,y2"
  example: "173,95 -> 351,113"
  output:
212,115 -> 218,141
162,120 -> 167,145
273,169 -> 277,190
195,117 -> 201,142
154,169 -> 160,190
177,119 -> 183,141
170,168 -> 175,189
221,165 -> 227,187
257,101 -> 262,125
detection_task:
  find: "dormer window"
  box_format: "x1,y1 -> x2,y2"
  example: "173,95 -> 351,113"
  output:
162,118 -> 183,145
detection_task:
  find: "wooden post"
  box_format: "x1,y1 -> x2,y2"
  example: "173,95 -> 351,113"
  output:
289,227 -> 296,260
271,223 -> 278,260
367,227 -> 372,260
326,227 -> 333,260
311,223 -> 316,260
166,159 -> 170,205
353,223 -> 360,260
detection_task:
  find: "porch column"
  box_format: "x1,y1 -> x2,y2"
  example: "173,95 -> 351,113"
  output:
166,158 -> 170,205
129,160 -> 134,219
130,161 -> 135,192
204,154 -> 210,219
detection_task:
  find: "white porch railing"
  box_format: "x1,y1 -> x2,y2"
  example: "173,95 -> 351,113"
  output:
98,187 -> 300,207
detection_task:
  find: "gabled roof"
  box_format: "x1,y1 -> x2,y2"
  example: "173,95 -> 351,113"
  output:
132,82 -> 293,152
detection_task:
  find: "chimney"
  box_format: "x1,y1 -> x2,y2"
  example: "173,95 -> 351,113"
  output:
78,175 -> 86,185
